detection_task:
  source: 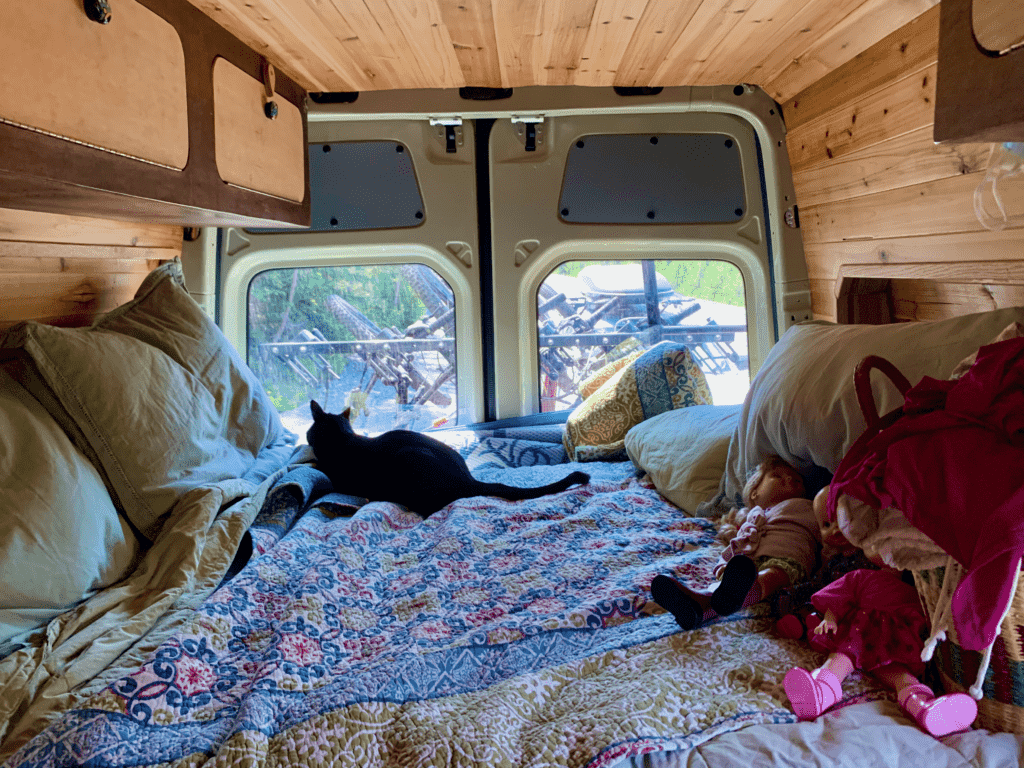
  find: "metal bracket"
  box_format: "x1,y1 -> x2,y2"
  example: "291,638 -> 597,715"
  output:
262,59 -> 278,120
512,115 -> 545,152
429,117 -> 463,153
83,0 -> 112,24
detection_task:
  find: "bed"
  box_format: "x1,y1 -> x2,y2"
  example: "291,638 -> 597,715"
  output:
2,260 -> 1023,767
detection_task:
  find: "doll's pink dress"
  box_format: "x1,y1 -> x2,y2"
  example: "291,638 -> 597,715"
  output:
809,568 -> 930,675
715,498 -> 820,582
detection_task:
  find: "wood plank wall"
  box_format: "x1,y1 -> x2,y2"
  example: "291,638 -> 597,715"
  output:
784,5 -> 1024,323
0,209 -> 182,330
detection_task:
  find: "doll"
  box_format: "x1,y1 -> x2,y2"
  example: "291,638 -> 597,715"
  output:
651,455 -> 822,630
771,543 -> 878,641
782,489 -> 977,738
772,487 -> 880,640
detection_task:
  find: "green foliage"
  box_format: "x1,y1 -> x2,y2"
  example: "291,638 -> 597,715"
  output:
552,258 -> 745,308
247,265 -> 432,412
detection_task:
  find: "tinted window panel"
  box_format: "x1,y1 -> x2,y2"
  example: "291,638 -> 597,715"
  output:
559,134 -> 745,224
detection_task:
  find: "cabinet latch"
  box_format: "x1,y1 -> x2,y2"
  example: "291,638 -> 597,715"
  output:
511,115 -> 544,152
262,59 -> 278,120
83,0 -> 112,24
429,117 -> 463,154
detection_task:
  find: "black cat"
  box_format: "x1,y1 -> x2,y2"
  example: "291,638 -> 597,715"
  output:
306,400 -> 589,517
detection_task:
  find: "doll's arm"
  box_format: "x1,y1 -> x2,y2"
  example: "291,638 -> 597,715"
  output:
813,609 -> 839,636
810,570 -> 864,624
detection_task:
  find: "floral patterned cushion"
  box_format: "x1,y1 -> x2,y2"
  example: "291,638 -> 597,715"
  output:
578,346 -> 645,400
563,341 -> 713,462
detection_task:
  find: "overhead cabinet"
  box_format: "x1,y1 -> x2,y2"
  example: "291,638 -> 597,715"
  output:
1,0 -> 309,228
934,0 -> 1024,143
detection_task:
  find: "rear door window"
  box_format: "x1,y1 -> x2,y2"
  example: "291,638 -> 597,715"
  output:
248,263 -> 457,436
537,259 -> 748,411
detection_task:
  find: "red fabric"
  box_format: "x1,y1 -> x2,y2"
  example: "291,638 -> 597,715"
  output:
809,569 -> 930,674
828,337 -> 1024,651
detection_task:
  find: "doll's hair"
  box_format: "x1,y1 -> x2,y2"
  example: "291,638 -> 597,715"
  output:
741,454 -> 796,508
718,455 -> 802,545
716,505 -> 748,544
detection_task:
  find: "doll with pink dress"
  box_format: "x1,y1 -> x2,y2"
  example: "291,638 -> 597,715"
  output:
651,455 -> 822,630
782,488 -> 977,738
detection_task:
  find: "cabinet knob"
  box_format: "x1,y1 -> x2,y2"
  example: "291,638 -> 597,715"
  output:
264,101 -> 279,120
84,0 -> 112,24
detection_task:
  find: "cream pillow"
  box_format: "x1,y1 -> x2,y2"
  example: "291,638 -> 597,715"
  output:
0,369 -> 138,650
625,404 -> 741,513
722,306 -> 1024,507
949,321 -> 1024,378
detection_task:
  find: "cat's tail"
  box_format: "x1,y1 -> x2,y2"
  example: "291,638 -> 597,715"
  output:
478,471 -> 590,502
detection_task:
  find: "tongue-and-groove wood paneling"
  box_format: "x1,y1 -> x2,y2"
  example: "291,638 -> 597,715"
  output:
785,4 -> 1024,322
182,0 -> 936,101
0,209 -> 181,329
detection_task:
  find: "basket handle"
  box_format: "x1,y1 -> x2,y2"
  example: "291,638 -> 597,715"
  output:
854,355 -> 913,430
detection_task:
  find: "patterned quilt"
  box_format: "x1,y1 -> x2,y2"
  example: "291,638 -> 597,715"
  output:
5,442 -> 882,768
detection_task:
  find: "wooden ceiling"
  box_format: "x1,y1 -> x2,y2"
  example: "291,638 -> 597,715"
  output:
186,0 -> 937,103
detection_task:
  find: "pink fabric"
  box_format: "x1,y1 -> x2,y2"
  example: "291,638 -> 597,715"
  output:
715,497 -> 820,578
809,569 -> 930,675
827,337 -> 1024,651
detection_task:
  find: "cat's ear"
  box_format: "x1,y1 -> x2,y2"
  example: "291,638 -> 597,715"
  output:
310,400 -> 325,419
341,407 -> 352,420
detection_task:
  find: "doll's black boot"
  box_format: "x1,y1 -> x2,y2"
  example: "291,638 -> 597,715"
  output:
650,575 -> 704,630
709,555 -> 758,616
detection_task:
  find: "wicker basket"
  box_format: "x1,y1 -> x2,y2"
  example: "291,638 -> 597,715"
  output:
845,354 -> 1024,733
914,566 -> 1024,734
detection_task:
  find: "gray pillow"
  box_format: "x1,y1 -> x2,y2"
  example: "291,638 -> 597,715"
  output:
722,306 -> 1024,506
0,260 -> 284,540
97,261 -> 282,456
0,369 -> 139,650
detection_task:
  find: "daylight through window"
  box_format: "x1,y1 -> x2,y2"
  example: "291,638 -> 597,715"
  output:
248,264 -> 457,438
537,259 -> 748,411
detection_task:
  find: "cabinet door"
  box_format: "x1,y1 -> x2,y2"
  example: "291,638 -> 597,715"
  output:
5,0 -> 188,170
935,0 -> 1024,142
213,57 -> 305,202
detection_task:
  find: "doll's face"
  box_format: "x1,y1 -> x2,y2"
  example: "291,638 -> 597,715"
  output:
813,487 -> 856,553
751,464 -> 805,508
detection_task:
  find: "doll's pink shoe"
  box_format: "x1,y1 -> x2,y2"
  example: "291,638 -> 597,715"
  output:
898,684 -> 978,737
783,667 -> 843,719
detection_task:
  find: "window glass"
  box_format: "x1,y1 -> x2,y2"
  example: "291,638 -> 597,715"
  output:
248,264 -> 457,439
537,259 -> 748,411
